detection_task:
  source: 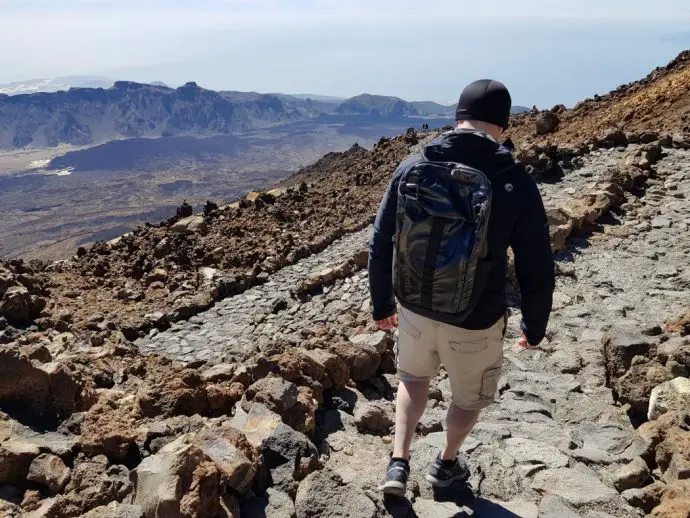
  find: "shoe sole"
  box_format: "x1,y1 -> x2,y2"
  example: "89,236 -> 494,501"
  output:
425,471 -> 469,488
380,480 -> 406,497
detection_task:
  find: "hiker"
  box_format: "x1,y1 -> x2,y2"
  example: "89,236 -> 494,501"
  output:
368,79 -> 555,496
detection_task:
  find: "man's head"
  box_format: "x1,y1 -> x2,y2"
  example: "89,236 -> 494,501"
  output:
455,79 -> 512,140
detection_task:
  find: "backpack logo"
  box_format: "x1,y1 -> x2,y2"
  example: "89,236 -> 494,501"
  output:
504,183 -> 514,192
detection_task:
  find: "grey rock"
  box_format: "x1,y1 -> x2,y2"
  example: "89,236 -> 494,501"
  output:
613,457 -> 650,492
294,469 -> 376,518
349,331 -> 390,354
353,401 -> 393,434
504,437 -> 569,468
412,499 -> 471,517
548,350 -> 582,374
200,363 -> 236,383
245,376 -> 299,415
242,404 -> 319,477
532,468 -> 618,507
241,488 -> 296,518
538,495 -> 582,518
572,423 -> 632,456
132,435 -> 211,518
569,448 -> 615,465
503,398 -> 553,418
81,503 -> 146,518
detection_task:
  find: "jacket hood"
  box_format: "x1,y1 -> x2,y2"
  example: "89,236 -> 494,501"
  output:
421,129 -> 516,175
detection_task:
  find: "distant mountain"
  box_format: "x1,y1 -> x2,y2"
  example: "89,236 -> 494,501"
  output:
0,81 -> 307,149
335,94 -> 421,117
1,81 -> 533,150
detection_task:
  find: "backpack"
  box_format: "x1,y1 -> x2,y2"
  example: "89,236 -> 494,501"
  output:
393,155 -> 493,324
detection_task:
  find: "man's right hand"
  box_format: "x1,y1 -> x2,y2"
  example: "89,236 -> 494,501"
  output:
376,314 -> 398,331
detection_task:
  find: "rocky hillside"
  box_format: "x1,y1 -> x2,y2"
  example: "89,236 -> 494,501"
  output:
0,51 -> 689,517
507,51 -> 690,149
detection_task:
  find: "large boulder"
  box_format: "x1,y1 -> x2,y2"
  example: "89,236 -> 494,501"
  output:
241,404 -> 319,495
135,367 -> 209,419
268,349 -> 326,388
241,488 -> 295,518
193,426 -> 261,495
613,457 -> 651,492
132,435 -> 222,518
61,455 -> 135,515
26,453 -> 71,492
244,376 -> 299,416
0,410 -> 78,485
532,468 -> 618,507
82,398 -> 139,462
172,215 -> 208,235
613,360 -> 673,415
536,112 -> 560,135
0,286 -> 31,324
0,348 -> 96,428
302,349 -> 348,390
328,339 -> 380,382
602,332 -> 655,380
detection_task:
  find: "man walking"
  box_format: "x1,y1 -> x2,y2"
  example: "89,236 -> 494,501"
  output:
368,79 -> 555,496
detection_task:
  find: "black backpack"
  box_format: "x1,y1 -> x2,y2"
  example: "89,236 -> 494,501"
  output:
393,154 -> 493,324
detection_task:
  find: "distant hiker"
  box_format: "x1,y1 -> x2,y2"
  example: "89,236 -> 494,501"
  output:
177,200 -> 193,218
368,79 -> 555,496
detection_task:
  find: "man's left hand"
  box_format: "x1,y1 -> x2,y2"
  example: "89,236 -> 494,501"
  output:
515,331 -> 536,351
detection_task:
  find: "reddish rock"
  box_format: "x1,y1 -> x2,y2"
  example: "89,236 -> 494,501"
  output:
193,426 -> 261,495
303,349 -> 349,390
205,382 -> 244,416
82,400 -> 138,462
328,339 -> 381,382
26,453 -> 71,492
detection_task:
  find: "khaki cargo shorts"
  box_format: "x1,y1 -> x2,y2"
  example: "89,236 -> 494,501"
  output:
396,306 -> 506,411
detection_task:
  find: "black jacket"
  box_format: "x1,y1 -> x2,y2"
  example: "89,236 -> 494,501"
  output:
368,129 -> 555,345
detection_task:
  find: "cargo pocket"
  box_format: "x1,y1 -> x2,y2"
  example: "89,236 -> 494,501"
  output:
449,337 -> 488,353
398,309 -> 421,340
479,365 -> 502,400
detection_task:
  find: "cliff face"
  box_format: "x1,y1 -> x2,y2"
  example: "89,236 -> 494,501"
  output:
0,81 -> 301,149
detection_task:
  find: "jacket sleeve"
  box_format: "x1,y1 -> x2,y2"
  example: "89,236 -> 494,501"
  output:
510,174 -> 555,345
368,170 -> 402,321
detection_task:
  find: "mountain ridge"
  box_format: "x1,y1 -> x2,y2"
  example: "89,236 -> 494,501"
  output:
0,82 -> 526,151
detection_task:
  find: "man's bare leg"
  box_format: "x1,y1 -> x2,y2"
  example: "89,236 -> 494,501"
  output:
442,405 -> 479,460
392,379 -> 430,459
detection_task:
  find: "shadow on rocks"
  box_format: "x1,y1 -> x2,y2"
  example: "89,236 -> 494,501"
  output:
382,481 -> 523,517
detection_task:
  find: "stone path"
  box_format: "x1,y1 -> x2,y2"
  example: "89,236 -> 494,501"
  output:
137,226 -> 372,364
137,148 -> 690,517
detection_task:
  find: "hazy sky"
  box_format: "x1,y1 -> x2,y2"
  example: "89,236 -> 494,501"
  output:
2,0 -> 690,106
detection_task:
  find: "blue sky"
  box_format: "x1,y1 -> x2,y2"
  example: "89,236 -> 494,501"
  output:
1,0 -> 689,106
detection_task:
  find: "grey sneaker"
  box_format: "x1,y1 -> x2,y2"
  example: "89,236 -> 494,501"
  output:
380,458 -> 409,497
425,454 -> 470,487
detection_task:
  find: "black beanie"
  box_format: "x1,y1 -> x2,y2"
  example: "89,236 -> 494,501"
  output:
455,79 -> 512,129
